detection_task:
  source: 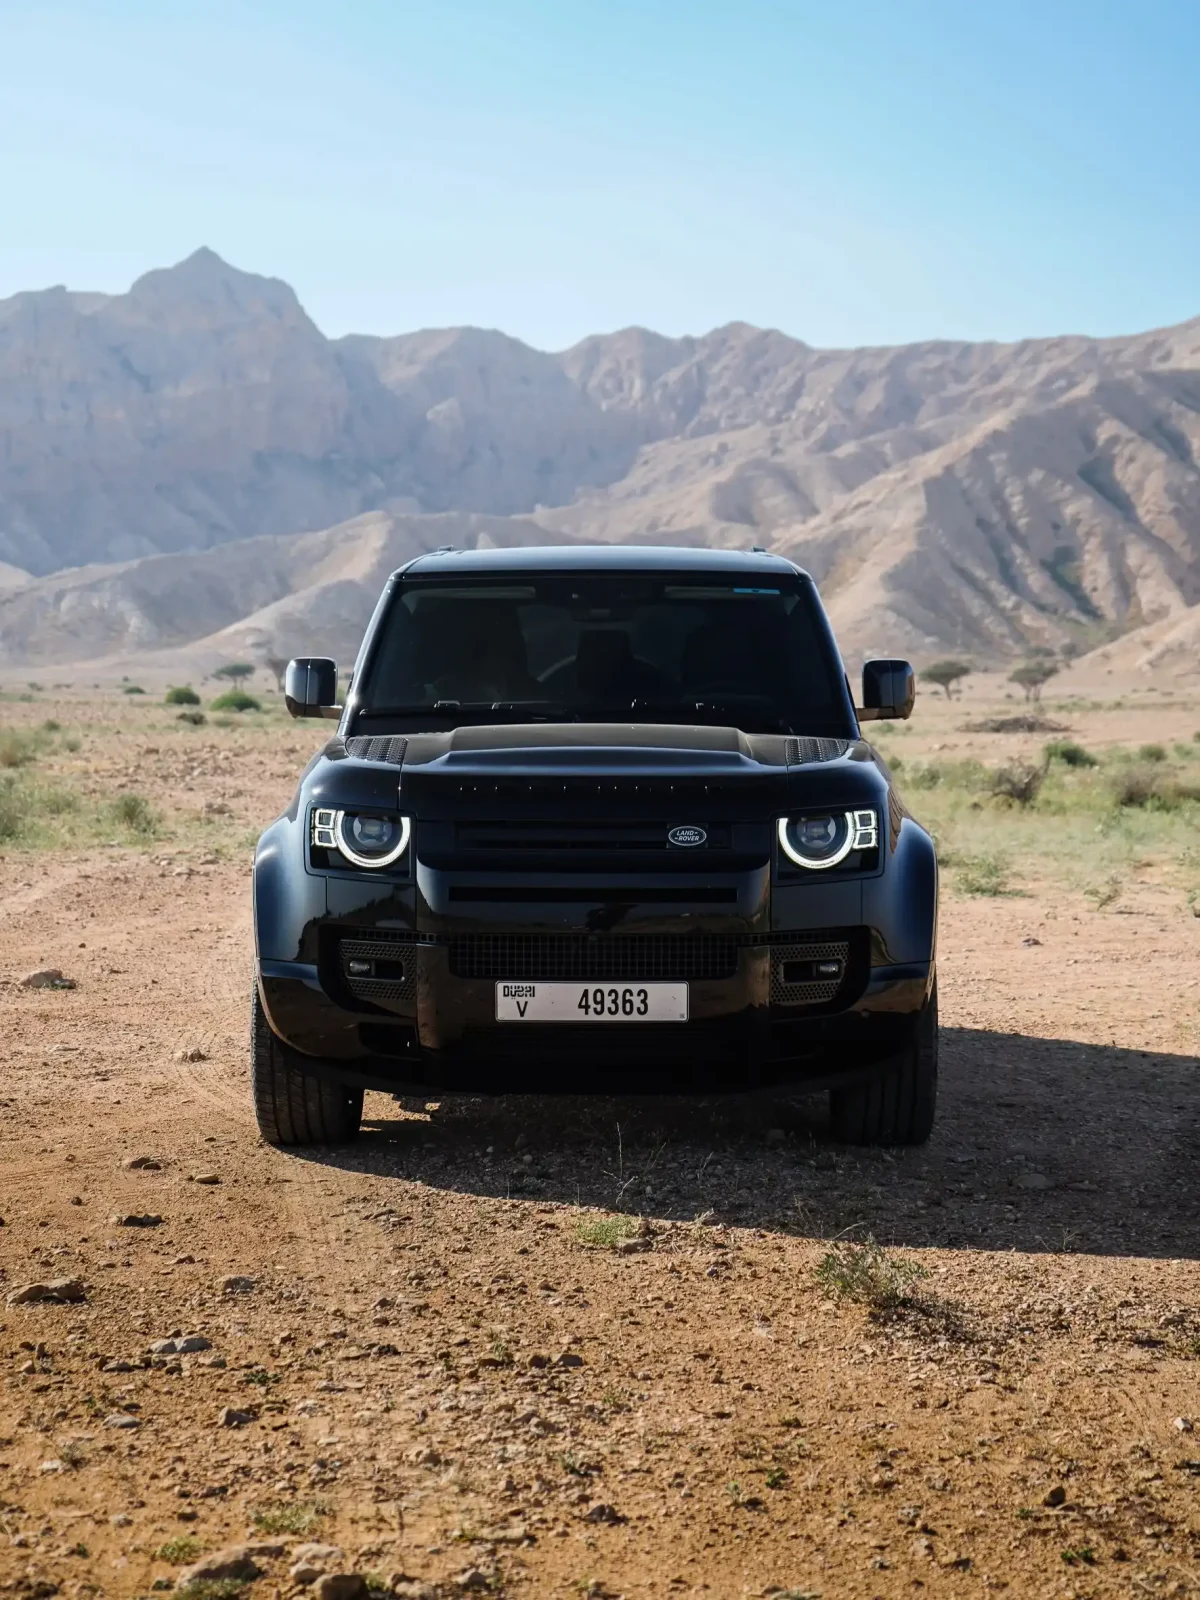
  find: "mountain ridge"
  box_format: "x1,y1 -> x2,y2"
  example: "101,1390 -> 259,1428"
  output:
1,248 -> 1198,665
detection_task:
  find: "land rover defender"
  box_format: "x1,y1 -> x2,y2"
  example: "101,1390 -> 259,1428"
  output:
252,545 -> 937,1147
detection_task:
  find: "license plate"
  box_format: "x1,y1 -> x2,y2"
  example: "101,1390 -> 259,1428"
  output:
495,982 -> 689,1022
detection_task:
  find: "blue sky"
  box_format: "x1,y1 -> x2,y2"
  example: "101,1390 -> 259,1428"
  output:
1,0 -> 1197,349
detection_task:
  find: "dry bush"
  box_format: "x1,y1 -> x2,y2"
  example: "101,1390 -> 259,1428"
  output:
989,759 -> 1047,805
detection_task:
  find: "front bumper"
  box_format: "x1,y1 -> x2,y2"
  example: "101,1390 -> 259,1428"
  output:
257,943 -> 932,1096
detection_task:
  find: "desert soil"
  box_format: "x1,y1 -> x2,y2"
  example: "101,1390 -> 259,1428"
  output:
2,684 -> 1200,1600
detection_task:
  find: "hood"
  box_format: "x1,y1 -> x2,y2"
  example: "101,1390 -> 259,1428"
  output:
307,722 -> 888,819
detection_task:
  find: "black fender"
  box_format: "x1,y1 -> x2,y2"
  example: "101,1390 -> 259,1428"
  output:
864,812 -> 937,970
253,815 -> 327,965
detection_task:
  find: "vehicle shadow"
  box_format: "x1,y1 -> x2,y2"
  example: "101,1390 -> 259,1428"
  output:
302,1026 -> 1200,1260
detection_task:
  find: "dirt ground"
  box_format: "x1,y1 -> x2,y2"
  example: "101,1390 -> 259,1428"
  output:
2,678 -> 1200,1600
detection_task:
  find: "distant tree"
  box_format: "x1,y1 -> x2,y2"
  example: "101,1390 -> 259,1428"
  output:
265,655 -> 289,693
922,659 -> 972,700
212,662 -> 255,686
1009,660 -> 1058,702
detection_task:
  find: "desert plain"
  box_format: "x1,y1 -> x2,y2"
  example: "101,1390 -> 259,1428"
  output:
1,668 -> 1199,1600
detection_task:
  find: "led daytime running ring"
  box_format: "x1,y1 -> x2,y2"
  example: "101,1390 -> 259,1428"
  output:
778,809 -> 877,870
312,807 -> 411,868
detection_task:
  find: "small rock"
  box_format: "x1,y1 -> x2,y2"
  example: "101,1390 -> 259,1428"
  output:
450,1573 -> 491,1594
110,1513 -> 133,1527
527,1353 -> 550,1369
583,1502 -> 626,1524
1021,936 -> 1043,947
1012,1172 -> 1051,1191
150,1335 -> 212,1355
614,1237 -> 651,1255
292,1563 -> 324,1586
764,1126 -> 787,1145
40,1458 -> 65,1473
177,1046 -> 208,1062
1043,1484 -> 1067,1507
555,1351 -> 584,1368
121,1155 -> 162,1170
389,1581 -> 437,1600
68,1195 -> 83,1206
291,1544 -> 344,1565
221,1274 -> 255,1294
1173,1416 -> 1194,1433
218,1405 -> 256,1428
102,1360 -> 136,1373
111,1212 -> 162,1227
7,1277 -> 86,1305
20,968 -> 76,989
177,1542 -> 286,1585
173,1254 -> 196,1265
192,1173 -> 221,1185
104,1413 -> 140,1430
312,1578 -> 368,1600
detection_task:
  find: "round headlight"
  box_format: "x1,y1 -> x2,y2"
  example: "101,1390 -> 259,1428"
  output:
778,809 -> 877,870
335,811 -> 411,869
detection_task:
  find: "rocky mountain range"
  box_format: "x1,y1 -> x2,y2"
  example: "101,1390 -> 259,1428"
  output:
1,248 -> 1199,670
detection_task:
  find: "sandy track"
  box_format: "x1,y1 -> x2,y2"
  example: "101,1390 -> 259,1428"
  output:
2,854 -> 1200,1599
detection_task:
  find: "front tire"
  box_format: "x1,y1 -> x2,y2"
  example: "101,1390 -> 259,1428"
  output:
251,986 -> 363,1147
828,979 -> 938,1146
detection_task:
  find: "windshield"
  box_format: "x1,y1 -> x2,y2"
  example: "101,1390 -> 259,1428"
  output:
353,573 -> 853,736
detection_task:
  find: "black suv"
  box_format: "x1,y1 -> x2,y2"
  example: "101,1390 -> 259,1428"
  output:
252,545 -> 937,1148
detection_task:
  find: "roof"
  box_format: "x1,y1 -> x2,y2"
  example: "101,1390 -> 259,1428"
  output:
397,543 -> 810,579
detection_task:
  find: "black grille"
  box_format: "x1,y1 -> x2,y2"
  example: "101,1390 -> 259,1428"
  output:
448,934 -> 741,983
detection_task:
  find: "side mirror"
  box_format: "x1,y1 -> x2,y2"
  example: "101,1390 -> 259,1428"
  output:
859,658 -> 915,721
284,657 -> 342,721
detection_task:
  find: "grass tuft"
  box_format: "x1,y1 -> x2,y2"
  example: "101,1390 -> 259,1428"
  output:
575,1214 -> 637,1248
955,852 -> 1010,896
250,1500 -> 326,1536
815,1236 -> 926,1312
109,792 -> 158,834
156,1535 -> 204,1564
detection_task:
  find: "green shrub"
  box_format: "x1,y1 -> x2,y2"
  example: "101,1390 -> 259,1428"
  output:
62,734 -> 81,752
41,718 -> 61,733
177,709 -> 207,726
122,684 -> 145,695
1138,743 -> 1167,763
210,689 -> 261,713
109,793 -> 158,834
0,729 -> 39,768
1044,739 -> 1097,768
0,776 -> 20,841
1110,765 -> 1200,810
165,685 -> 201,706
956,852 -> 1010,895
